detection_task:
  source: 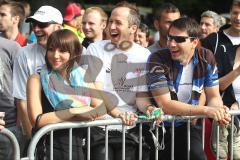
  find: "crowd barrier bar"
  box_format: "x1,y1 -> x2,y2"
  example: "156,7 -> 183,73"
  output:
20,109 -> 240,160
0,128 -> 20,160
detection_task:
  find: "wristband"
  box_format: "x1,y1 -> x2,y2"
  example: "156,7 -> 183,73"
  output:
151,108 -> 161,117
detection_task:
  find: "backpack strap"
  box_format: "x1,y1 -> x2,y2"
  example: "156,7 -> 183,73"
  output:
213,32 -> 218,55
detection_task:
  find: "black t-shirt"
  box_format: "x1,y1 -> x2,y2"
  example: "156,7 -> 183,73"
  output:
40,89 -> 86,145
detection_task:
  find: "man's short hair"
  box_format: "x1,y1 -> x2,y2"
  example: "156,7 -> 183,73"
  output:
84,7 -> 108,23
139,23 -> 150,40
0,0 -> 25,28
169,17 -> 201,38
154,3 -> 180,20
114,1 -> 140,27
231,0 -> 240,10
201,10 -> 222,28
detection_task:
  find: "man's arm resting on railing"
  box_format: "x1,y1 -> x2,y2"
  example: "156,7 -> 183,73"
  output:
151,87 -> 230,124
205,85 -> 230,125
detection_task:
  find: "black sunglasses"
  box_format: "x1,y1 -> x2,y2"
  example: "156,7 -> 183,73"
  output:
167,34 -> 196,43
31,21 -> 56,29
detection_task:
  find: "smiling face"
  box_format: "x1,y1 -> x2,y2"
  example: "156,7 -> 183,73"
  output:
82,10 -> 106,41
108,7 -> 137,46
230,5 -> 240,32
135,28 -> 148,47
167,26 -> 198,65
47,48 -> 70,70
32,21 -> 62,48
46,29 -> 82,77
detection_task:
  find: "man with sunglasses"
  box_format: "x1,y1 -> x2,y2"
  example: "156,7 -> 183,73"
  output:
147,17 -> 230,160
12,5 -> 63,139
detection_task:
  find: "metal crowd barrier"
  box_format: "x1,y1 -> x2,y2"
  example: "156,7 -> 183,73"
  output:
19,109 -> 240,160
0,128 -> 21,160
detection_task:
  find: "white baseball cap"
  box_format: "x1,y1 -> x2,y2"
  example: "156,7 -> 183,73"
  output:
26,6 -> 63,24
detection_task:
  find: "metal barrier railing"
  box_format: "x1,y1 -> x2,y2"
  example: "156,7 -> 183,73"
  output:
19,109 -> 240,160
0,128 -> 21,160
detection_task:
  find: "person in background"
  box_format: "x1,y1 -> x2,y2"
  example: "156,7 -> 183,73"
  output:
20,0 -> 31,39
82,6 -> 108,48
200,10 -> 222,39
13,5 -> 63,139
202,1 -> 240,159
0,0 -> 27,46
0,37 -> 23,160
202,0 -> 240,55
198,10 -> 223,159
134,23 -> 150,48
148,3 -> 180,53
210,44 -> 240,160
63,2 -> 85,43
75,2 -> 86,29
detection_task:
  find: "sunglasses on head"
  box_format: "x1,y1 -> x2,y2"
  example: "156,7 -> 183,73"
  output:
167,34 -> 196,43
31,21 -> 56,29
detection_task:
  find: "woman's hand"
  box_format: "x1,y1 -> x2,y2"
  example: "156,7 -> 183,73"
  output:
117,112 -> 138,126
70,106 -> 98,121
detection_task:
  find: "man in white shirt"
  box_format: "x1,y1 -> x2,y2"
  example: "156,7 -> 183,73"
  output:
84,2 -> 158,160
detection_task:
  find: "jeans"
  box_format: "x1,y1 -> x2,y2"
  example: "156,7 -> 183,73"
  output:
0,126 -> 24,160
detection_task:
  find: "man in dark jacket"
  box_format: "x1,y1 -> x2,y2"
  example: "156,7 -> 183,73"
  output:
202,0 -> 240,159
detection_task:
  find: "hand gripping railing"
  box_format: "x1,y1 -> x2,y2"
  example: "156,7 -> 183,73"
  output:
163,109 -> 240,160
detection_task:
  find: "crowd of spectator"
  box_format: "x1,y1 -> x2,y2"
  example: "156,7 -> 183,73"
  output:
0,0 -> 239,160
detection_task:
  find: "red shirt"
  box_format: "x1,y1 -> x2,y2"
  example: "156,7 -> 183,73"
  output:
15,32 -> 27,47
